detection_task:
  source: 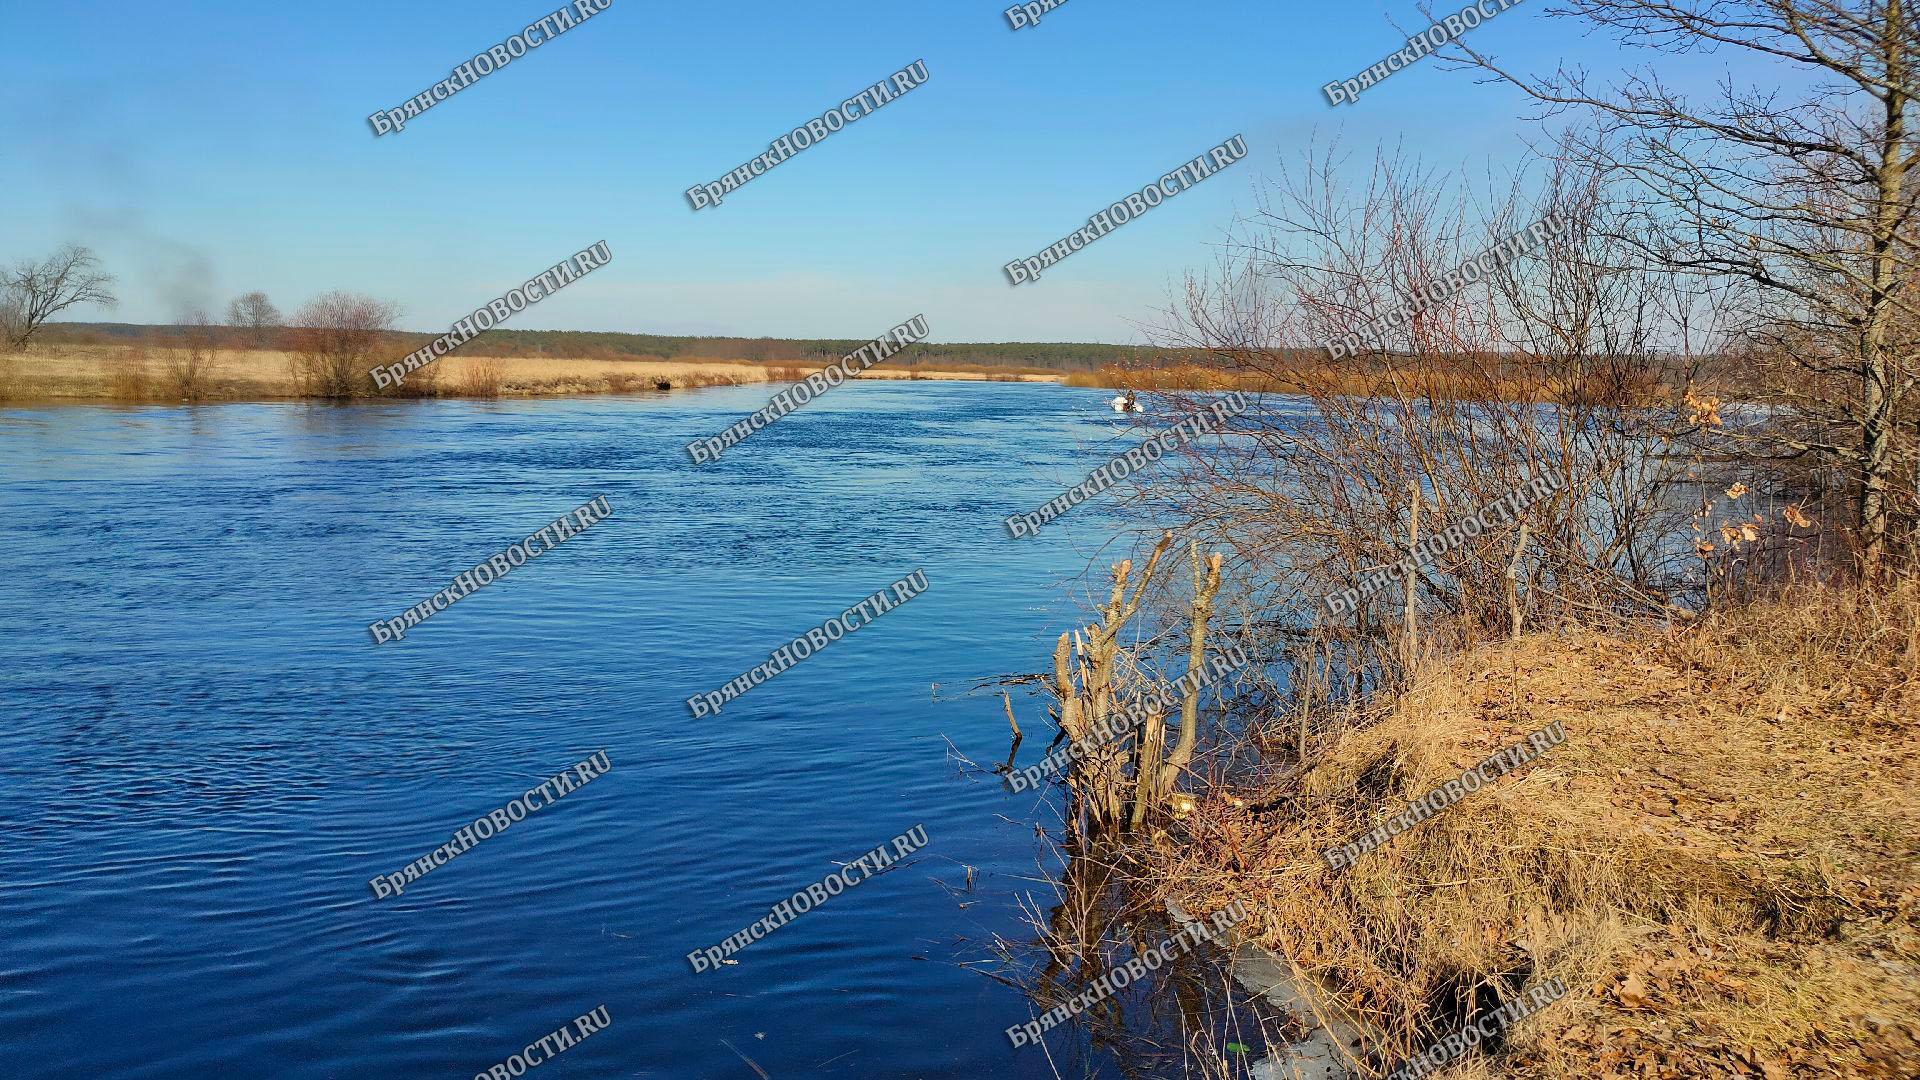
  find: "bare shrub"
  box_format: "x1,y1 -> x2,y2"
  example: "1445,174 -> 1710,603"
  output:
1017,150 -> 1731,839
1128,147 -> 1717,718
105,346 -> 151,401
1015,534 -> 1233,834
165,311 -> 218,402
463,357 -> 504,399
286,292 -> 398,398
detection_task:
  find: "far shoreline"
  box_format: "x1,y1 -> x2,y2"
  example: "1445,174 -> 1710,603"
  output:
1,343 -> 1708,409
0,346 -> 1074,408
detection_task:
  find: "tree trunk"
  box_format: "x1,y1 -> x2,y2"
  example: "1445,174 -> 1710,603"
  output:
1860,0 -> 1907,579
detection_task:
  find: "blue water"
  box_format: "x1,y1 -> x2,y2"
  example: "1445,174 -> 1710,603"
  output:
0,381 -> 1186,1079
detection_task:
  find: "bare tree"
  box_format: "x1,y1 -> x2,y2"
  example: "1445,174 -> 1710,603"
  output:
286,292 -> 398,398
225,291 -> 283,350
1452,0 -> 1920,575
0,246 -> 118,350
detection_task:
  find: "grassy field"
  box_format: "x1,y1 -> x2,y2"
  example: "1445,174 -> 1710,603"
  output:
0,344 -> 1064,404
45,321 -> 1180,376
1,342 -> 1700,408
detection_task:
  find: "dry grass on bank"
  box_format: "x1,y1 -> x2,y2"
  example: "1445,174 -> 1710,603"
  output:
1160,582 -> 1920,1078
1064,362 -> 1674,402
0,347 -> 1666,403
0,345 -> 1064,404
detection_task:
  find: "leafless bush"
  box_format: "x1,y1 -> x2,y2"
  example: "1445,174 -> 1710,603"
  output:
1122,146 -> 1729,721
464,357 -> 504,398
165,310 -> 218,402
286,292 -> 398,398
1014,534 -> 1231,835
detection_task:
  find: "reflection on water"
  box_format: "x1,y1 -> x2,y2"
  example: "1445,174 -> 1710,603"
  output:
986,827 -> 1318,1079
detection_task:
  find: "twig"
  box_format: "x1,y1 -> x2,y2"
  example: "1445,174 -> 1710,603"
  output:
719,1038 -> 771,1079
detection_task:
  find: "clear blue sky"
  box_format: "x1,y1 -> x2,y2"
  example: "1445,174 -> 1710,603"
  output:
0,0 -> 1710,343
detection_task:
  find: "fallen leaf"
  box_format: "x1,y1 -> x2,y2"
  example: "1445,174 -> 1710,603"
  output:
1617,971 -> 1655,1008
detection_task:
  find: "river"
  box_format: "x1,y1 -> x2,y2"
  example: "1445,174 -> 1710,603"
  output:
0,381 -> 1229,1079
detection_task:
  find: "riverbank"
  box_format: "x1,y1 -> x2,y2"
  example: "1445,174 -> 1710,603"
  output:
1161,582 -> 1920,1078
2,345 -> 1695,407
0,345 -> 1064,404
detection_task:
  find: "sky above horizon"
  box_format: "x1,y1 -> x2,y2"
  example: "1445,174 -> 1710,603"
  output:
2,0 -> 1769,344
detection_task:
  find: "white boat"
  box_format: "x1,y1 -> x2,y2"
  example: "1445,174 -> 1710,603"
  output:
1110,394 -> 1143,413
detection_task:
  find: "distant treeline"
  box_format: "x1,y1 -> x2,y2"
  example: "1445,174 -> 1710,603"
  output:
44,322 -> 1209,373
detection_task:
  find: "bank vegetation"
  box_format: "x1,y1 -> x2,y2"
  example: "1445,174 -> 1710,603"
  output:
1000,1 -> 1920,1075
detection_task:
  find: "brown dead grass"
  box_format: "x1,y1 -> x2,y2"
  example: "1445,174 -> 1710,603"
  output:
1160,581 -> 1920,1078
103,346 -> 153,401
1064,361 -> 1673,402
0,345 -> 1065,404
